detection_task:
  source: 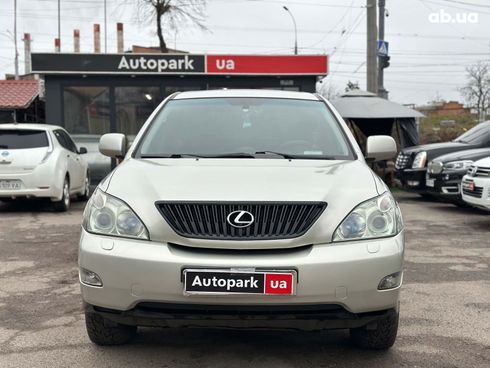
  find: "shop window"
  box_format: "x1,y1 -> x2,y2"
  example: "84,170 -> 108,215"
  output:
63,86 -> 110,135
115,86 -> 161,139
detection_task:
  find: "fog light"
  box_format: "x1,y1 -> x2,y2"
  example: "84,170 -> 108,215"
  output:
407,180 -> 420,186
80,268 -> 103,287
378,272 -> 402,290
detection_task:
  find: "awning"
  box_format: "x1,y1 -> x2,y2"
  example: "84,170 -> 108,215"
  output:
332,90 -> 424,119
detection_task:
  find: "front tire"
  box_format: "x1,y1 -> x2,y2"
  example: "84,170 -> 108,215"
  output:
350,309 -> 399,350
53,177 -> 70,212
85,311 -> 137,346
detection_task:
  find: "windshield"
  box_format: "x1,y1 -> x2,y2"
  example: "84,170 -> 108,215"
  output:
0,129 -> 49,149
137,98 -> 354,160
454,122 -> 490,144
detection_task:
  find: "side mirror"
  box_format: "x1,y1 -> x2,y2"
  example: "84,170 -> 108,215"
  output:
365,135 -> 397,162
78,147 -> 88,154
99,133 -> 127,158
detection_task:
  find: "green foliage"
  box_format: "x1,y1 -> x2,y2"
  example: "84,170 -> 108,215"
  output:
419,113 -> 478,144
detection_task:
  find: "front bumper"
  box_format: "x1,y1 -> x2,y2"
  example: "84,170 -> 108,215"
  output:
79,229 -> 404,319
426,171 -> 465,198
85,302 -> 397,331
395,168 -> 427,192
462,176 -> 490,210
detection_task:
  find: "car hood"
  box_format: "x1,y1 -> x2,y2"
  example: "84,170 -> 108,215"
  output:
402,141 -> 474,158
432,148 -> 490,164
103,158 -> 380,249
474,156 -> 490,167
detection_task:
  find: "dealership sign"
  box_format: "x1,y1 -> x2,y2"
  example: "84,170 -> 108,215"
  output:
31,53 -> 328,75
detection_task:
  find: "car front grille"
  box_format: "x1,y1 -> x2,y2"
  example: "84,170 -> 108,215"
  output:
156,201 -> 327,240
462,185 -> 484,198
475,166 -> 490,177
395,152 -> 411,169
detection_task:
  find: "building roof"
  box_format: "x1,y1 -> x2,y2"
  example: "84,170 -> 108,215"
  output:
332,89 -> 424,119
0,80 -> 39,109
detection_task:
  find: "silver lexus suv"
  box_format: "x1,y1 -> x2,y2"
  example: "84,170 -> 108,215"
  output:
79,89 -> 404,349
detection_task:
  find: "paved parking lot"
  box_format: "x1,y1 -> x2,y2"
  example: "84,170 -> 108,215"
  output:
0,192 -> 489,367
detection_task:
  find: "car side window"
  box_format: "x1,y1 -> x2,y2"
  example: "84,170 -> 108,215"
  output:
61,131 -> 79,153
56,130 -> 78,153
53,130 -> 69,151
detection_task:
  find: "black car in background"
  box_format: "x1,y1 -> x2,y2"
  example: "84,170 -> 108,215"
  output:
426,148 -> 490,205
395,121 -> 490,194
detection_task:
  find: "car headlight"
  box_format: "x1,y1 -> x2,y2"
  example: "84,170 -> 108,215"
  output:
333,192 -> 403,242
82,188 -> 149,240
412,151 -> 427,169
443,160 -> 473,172
427,160 -> 443,174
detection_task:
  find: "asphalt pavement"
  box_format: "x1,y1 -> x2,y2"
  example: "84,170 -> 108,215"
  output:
0,192 -> 489,367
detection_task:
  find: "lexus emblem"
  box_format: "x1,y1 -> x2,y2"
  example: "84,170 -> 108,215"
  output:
227,210 -> 254,228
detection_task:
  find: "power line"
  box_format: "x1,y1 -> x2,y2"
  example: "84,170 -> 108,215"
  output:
433,0 -> 490,8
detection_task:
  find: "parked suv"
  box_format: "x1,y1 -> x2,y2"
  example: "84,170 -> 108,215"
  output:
426,148 -> 490,205
395,121 -> 490,194
79,90 -> 404,349
0,124 -> 90,211
462,157 -> 490,210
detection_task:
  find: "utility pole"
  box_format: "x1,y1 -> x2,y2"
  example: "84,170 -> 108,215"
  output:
378,0 -> 388,99
14,0 -> 19,79
57,0 -> 61,51
366,0 -> 378,93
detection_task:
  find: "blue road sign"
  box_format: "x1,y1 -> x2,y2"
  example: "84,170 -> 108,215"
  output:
377,40 -> 389,56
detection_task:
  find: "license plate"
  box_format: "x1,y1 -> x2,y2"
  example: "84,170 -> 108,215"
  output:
426,178 -> 435,187
183,269 -> 296,296
463,181 -> 474,191
0,180 -> 21,190
425,173 -> 435,187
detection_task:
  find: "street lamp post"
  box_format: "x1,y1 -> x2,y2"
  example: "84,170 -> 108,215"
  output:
283,6 -> 298,55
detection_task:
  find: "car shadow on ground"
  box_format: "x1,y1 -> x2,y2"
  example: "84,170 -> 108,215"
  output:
88,327 -> 399,367
0,199 -> 87,213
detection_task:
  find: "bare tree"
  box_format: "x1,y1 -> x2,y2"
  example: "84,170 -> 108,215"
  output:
318,81 -> 341,100
345,80 -> 360,92
136,0 -> 207,53
460,62 -> 490,122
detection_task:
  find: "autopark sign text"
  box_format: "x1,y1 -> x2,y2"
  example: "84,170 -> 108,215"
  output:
31,53 -> 328,76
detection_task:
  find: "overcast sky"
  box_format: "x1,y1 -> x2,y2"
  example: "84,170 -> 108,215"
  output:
1,0 -> 489,105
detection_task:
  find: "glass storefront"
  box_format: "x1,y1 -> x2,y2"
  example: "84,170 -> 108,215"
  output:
62,85 -> 197,138
115,86 -> 160,139
63,86 -> 110,135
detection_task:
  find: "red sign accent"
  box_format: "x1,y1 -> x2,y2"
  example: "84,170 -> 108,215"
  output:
206,55 -> 328,75
264,273 -> 294,295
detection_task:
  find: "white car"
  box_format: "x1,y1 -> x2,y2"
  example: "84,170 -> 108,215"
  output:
79,90 -> 404,349
0,123 -> 90,211
462,156 -> 490,210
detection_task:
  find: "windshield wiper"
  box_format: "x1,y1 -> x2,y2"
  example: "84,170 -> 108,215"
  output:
140,153 -> 204,158
204,152 -> 256,158
254,151 -> 296,159
141,153 -> 256,159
